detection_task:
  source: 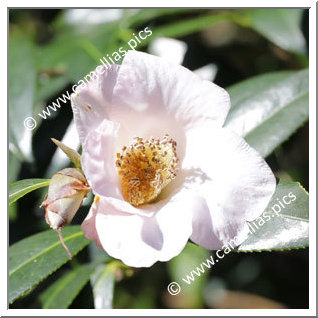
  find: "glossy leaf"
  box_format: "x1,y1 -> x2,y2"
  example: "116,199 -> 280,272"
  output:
243,9 -> 306,54
9,178 -> 51,206
90,264 -> 115,309
9,35 -> 36,159
225,69 -> 309,157
9,226 -> 90,303
143,14 -> 228,45
238,179 -> 309,252
9,151 -> 22,220
40,262 -> 98,309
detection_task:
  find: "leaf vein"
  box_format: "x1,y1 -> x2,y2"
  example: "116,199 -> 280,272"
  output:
9,231 -> 83,276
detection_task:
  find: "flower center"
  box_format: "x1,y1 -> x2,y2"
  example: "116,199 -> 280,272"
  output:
116,135 -> 178,206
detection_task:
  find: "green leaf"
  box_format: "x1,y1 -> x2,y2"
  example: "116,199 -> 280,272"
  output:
36,20 -> 119,82
88,241 -> 111,263
40,262 -> 98,309
238,179 -> 308,252
9,178 -> 51,206
225,69 -> 309,157
126,9 -> 201,27
35,75 -> 70,104
9,151 -> 21,183
9,151 -> 22,221
243,9 -> 306,54
9,34 -> 36,159
143,13 -> 228,44
90,264 -> 115,309
9,203 -> 18,222
167,243 -> 209,308
51,138 -> 82,170
9,225 -> 90,303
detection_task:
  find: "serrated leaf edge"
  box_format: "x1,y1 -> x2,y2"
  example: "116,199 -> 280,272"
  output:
9,231 -> 84,276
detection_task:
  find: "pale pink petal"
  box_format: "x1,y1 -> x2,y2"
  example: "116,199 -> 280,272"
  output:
84,190 -> 196,267
110,51 -> 230,139
182,125 -> 276,250
72,51 -> 230,157
71,65 -> 119,144
81,119 -> 121,199
81,199 -> 103,249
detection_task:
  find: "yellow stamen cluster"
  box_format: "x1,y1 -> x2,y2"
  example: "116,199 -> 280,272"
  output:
116,135 -> 178,206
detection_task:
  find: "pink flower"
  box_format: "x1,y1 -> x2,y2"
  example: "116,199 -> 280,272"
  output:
71,51 -> 276,267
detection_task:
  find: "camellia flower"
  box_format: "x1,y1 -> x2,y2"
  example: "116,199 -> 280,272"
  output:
71,51 -> 276,267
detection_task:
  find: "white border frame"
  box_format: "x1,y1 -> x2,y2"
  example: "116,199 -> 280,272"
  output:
2,1 -> 316,316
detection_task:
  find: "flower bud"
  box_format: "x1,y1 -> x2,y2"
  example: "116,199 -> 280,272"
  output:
41,168 -> 90,259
